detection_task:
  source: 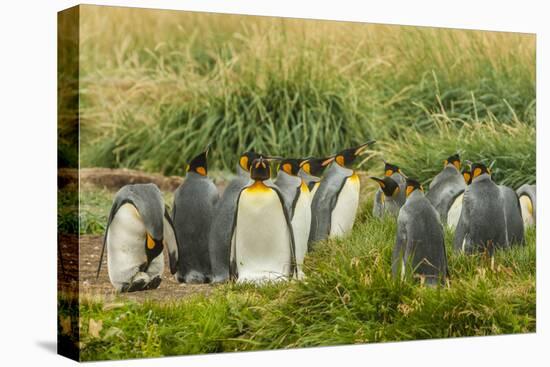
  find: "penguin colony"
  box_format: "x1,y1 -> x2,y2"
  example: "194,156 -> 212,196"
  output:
97,147 -> 535,292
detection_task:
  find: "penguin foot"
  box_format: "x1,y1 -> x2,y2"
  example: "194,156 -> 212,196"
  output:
119,272 -> 150,293
183,270 -> 207,284
145,276 -> 162,290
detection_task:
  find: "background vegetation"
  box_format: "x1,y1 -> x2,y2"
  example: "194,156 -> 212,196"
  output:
76,6 -> 535,187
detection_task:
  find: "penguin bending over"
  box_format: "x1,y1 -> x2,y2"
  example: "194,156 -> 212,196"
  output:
298,156 -> 334,198
274,158 -> 312,278
393,178 -> 447,285
208,151 -> 260,283
231,157 -> 297,283
516,184 -> 536,229
372,162 -> 406,218
309,140 -> 375,245
97,183 -> 179,292
172,146 -> 219,283
426,154 -> 466,226
454,163 -> 508,253
499,184 -> 525,246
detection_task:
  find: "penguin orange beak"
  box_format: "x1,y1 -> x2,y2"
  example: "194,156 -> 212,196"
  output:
321,156 -> 335,166
369,176 -> 386,189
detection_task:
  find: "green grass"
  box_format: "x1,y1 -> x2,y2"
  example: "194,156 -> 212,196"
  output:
71,192 -> 535,361
66,6 -> 535,177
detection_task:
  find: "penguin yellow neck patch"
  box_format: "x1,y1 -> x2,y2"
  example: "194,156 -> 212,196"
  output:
146,234 -> 156,250
300,180 -> 309,193
247,180 -> 271,193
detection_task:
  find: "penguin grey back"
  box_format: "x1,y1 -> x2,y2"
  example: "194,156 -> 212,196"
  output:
110,183 -> 165,240
309,163 -> 352,245
208,175 -> 250,282
172,172 -> 219,283
516,184 -> 536,222
499,185 -> 525,246
453,174 -> 507,252
426,166 -> 466,224
393,189 -> 447,285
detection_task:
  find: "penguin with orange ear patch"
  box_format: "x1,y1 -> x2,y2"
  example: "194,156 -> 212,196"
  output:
426,153 -> 466,225
298,156 -> 334,198
454,162 -> 508,253
97,183 -> 179,292
372,162 -> 406,218
309,140 -> 375,245
172,146 -> 219,283
231,157 -> 297,283
393,178 -> 447,285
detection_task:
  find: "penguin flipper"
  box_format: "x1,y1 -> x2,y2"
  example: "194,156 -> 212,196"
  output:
163,209 -> 179,275
270,184 -> 298,278
392,212 -> 408,279
453,189 -> 470,251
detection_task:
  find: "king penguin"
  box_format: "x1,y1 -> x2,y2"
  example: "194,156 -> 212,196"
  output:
516,184 -> 536,229
499,183 -> 525,246
426,153 -> 466,226
298,156 -> 334,198
372,162 -> 406,218
208,151 -> 260,283
393,178 -> 447,285
309,140 -> 375,245
446,166 -> 472,229
97,183 -> 179,292
454,163 -> 508,253
371,176 -> 404,218
172,146 -> 219,283
274,158 -> 312,278
231,157 -> 296,283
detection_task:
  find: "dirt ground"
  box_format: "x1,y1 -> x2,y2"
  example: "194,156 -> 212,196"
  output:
58,234 -> 214,303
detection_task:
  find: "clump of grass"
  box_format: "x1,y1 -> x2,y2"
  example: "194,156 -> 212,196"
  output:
77,194 -> 535,361
75,6 -> 536,176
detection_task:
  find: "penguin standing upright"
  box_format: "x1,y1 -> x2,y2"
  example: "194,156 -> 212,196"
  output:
208,151 -> 260,283
516,184 -> 536,229
231,157 -> 296,283
499,184 -> 525,246
426,154 -> 466,226
446,166 -> 472,229
97,183 -> 179,292
309,140 -> 375,244
274,158 -> 312,278
298,156 -> 334,198
393,179 -> 447,285
372,162 -> 406,218
454,163 -> 508,253
172,146 -> 219,283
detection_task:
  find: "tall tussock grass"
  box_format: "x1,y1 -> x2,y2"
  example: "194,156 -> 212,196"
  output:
75,6 -> 535,180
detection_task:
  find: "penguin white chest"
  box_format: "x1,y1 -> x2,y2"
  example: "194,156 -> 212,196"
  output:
106,204 -> 149,286
292,183 -> 312,277
330,174 -> 360,238
234,185 -> 292,283
447,192 -> 464,229
519,195 -> 535,228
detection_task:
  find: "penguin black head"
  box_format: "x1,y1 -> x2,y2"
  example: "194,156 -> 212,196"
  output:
462,167 -> 472,185
444,154 -> 461,170
384,162 -> 402,177
239,151 -> 260,172
188,145 -> 210,176
145,233 -> 164,268
471,162 -> 491,180
300,156 -> 334,177
370,176 -> 401,197
334,140 -> 376,168
405,178 -> 423,197
250,157 -> 271,181
280,158 -> 305,176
